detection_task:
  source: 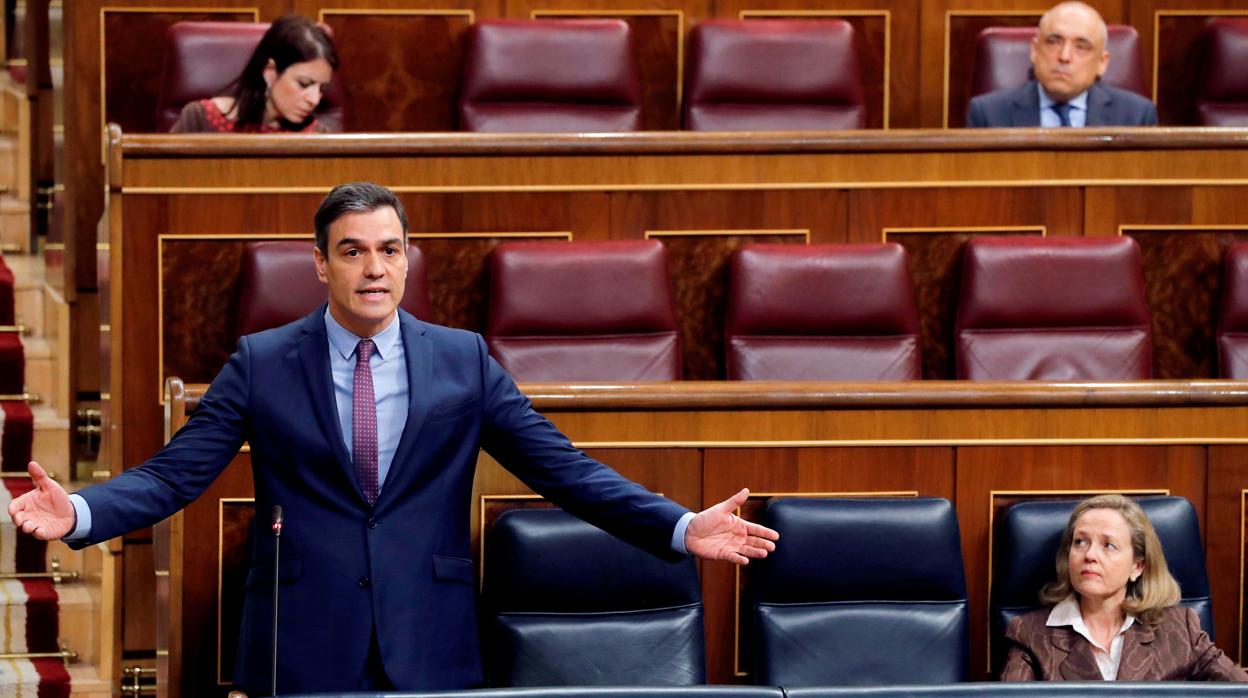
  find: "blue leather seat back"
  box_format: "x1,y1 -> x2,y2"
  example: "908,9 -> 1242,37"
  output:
993,496 -> 1212,672
754,498 -> 968,685
484,508 -> 705,686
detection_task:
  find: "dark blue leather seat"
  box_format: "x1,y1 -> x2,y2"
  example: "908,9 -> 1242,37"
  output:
993,496 -> 1212,673
483,508 -> 705,687
752,497 -> 969,686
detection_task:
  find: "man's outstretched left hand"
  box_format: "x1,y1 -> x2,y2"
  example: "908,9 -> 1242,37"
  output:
685,488 -> 778,565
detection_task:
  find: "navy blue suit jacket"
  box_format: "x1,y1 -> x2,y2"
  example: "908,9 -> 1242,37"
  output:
966,80 -> 1158,128
75,307 -> 689,693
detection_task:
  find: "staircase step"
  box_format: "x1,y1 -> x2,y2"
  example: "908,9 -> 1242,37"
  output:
68,665 -> 110,698
0,197 -> 28,254
25,336 -> 67,416
31,405 -> 68,480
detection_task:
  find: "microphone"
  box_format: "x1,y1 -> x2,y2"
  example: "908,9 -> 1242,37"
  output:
270,505 -> 283,697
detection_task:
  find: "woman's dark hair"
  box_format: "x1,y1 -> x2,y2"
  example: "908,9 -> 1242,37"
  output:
228,14 -> 338,127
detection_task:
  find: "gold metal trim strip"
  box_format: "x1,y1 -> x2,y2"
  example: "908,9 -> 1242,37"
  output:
100,6 -> 261,164
985,488 -> 1169,672
943,10 -> 1042,129
408,231 -> 571,240
318,8 -> 475,21
121,178 -> 1248,195
883,225 -> 1045,243
531,10 -> 685,115
645,228 -> 810,243
733,490 -> 920,677
219,496 -> 255,685
1240,488 -> 1246,665
567,438 -> 1248,448
43,242 -> 64,250
1119,223 -> 1248,237
1153,10 -> 1248,104
740,10 -> 891,129
97,242 -> 110,250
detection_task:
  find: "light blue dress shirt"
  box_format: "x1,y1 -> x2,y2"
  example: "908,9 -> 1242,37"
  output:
1038,84 -> 1089,128
325,309 -> 406,488
68,309 -> 693,552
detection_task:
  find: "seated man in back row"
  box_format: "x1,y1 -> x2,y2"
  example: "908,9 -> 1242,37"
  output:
967,1 -> 1157,128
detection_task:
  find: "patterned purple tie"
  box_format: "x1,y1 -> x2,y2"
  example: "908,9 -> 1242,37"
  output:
353,339 -> 379,506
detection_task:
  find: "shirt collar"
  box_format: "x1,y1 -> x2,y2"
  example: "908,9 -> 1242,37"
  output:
324,308 -> 401,361
1037,83 -> 1090,113
1046,594 -> 1136,650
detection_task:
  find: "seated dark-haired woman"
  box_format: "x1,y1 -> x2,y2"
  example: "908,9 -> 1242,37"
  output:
1001,494 -> 1247,681
171,14 -> 338,133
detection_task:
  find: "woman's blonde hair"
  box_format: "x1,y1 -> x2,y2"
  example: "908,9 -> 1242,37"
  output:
1040,494 -> 1181,627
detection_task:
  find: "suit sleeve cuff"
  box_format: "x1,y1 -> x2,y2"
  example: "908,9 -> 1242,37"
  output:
64,494 -> 91,542
670,511 -> 695,556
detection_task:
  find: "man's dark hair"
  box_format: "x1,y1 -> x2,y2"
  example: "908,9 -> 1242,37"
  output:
314,182 -> 409,251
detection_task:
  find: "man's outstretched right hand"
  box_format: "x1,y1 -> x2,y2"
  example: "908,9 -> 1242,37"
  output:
8,461 -> 74,540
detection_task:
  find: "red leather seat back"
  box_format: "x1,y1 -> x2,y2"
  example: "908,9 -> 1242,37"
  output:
459,19 -> 642,133
156,21 -> 345,132
726,243 -> 920,380
1217,242 -> 1248,377
486,240 -> 680,381
1197,19 -> 1248,126
969,25 -> 1147,100
955,237 -> 1152,380
683,19 -> 865,131
235,241 -> 432,338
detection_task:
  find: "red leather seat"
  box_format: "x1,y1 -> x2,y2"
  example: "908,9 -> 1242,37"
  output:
725,243 -> 920,381
235,240 -> 431,338
486,240 -> 680,381
459,19 -> 642,133
1217,242 -> 1248,377
969,25 -> 1148,105
155,21 -> 345,132
683,19 -> 864,131
955,237 -> 1151,380
1196,19 -> 1248,126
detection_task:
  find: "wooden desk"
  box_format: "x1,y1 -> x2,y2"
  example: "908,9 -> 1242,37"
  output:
111,127 -> 1248,687
156,378 -> 1248,696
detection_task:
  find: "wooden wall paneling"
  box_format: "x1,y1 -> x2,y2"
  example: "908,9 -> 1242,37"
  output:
921,0 -> 1126,128
700,446 -> 955,683
887,227 -> 1043,379
407,231 -> 570,330
122,539 -> 157,651
1207,445 -> 1248,666
1123,226 -> 1248,379
647,229 -> 809,379
955,444 -> 1207,679
714,0 -> 918,127
853,186 -> 1080,377
1126,1 -> 1248,126
319,8 -> 476,132
528,8 -> 688,130
609,189 -> 844,379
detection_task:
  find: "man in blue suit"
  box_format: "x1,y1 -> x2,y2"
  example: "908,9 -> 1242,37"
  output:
9,182 -> 778,693
966,2 -> 1157,128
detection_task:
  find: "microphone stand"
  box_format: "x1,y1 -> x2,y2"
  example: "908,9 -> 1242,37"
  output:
271,505 -> 283,697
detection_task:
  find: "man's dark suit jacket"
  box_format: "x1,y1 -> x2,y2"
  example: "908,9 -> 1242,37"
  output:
73,307 -> 689,693
966,80 -> 1159,128
1001,605 -> 1248,681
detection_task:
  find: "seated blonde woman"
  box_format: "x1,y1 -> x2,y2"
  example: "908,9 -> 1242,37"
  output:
1001,494 -> 1247,681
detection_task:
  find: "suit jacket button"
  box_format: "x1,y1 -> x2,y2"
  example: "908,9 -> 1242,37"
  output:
367,517 -> 379,529
358,577 -> 371,589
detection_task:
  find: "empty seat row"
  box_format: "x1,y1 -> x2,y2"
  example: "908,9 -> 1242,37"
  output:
234,238 -> 1248,382
482,495 -> 1208,687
